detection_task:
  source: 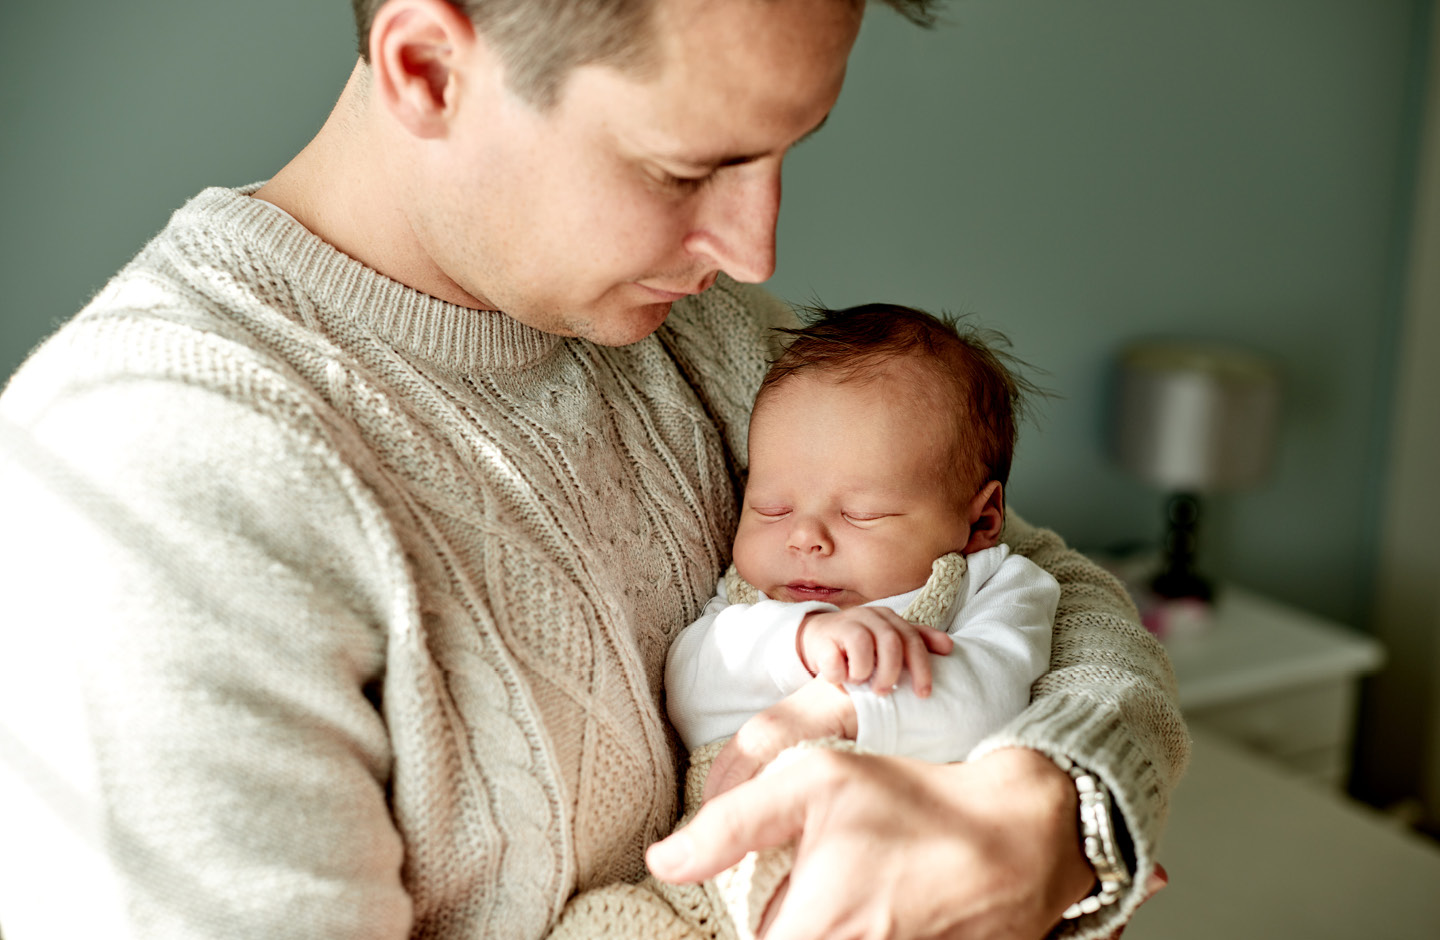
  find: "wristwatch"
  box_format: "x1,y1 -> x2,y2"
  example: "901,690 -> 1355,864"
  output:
1052,754 -> 1132,920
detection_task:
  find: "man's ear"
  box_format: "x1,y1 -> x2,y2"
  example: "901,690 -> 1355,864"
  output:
962,480 -> 1005,554
369,0 -> 479,138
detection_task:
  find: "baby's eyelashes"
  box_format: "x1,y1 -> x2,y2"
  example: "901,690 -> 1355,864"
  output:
744,505 -> 896,525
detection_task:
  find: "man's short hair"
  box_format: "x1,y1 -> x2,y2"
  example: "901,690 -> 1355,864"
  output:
757,302 -> 1042,495
350,0 -> 941,110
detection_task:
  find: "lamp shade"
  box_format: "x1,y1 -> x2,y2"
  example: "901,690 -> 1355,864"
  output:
1112,342 -> 1280,492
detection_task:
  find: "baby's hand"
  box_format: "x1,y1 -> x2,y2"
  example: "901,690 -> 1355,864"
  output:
798,607 -> 954,697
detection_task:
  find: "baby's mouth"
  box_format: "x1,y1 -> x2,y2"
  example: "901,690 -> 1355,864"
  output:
784,582 -> 844,602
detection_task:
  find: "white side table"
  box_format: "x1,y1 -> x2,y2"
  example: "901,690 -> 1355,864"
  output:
1160,585 -> 1385,787
1125,727 -> 1440,939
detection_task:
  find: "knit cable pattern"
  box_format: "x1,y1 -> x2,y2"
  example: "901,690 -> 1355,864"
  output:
0,187 -> 795,939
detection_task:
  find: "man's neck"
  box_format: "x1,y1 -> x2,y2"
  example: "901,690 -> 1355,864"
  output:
253,62 -> 487,310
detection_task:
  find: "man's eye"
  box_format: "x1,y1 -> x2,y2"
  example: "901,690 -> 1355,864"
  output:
653,163 -> 717,192
664,171 -> 712,192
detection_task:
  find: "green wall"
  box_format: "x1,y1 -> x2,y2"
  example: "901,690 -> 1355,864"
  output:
0,1 -> 355,375
1,1 -> 1428,625
767,0 -> 1429,624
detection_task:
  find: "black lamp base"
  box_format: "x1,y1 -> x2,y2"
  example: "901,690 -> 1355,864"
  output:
1150,492 -> 1213,602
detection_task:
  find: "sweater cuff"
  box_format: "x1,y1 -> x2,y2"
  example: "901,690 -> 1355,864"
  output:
969,692 -> 1170,940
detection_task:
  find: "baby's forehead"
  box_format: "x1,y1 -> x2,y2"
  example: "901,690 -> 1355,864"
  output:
754,356 -> 963,427
754,369 -> 967,452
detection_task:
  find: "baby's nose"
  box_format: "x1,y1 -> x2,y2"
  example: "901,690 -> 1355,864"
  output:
787,517 -> 834,554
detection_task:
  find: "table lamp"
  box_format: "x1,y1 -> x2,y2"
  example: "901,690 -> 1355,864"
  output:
1112,341 -> 1281,601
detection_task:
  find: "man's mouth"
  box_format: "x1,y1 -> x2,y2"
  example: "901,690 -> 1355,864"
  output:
636,283 -> 692,302
636,272 -> 719,302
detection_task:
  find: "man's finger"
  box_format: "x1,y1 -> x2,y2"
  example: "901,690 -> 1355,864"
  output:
1096,866 -> 1169,940
756,874 -> 789,938
704,736 -> 764,802
648,761 -> 815,883
756,864 -> 842,940
708,705 -> 800,801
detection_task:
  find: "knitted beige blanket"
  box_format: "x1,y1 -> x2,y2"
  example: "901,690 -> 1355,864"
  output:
550,554 -> 969,939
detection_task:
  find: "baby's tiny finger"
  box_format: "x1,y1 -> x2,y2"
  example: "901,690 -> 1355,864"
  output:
920,625 -> 954,655
817,646 -> 848,685
870,629 -> 903,693
844,633 -> 875,683
905,630 -> 933,697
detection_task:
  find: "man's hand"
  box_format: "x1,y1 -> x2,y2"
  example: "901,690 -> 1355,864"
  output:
798,608 -> 954,696
649,747 -> 1096,940
703,678 -> 858,801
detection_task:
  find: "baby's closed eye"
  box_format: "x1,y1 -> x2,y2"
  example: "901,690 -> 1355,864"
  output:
749,505 -> 791,518
841,512 -> 893,526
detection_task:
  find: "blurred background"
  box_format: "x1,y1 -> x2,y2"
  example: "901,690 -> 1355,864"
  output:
3,0 -> 1438,923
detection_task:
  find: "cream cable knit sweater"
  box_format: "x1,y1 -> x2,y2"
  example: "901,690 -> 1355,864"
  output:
0,186 -> 1188,940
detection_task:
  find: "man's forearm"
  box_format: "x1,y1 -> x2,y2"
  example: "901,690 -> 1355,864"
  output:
990,511 -> 1190,936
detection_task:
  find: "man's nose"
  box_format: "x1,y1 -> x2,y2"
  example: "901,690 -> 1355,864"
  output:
683,162 -> 780,284
786,515 -> 833,555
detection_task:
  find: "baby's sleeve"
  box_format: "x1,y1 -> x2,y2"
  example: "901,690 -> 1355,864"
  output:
848,552 -> 1058,762
664,588 -> 835,749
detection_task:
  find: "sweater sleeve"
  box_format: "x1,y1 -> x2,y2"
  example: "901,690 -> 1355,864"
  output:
848,551 -> 1057,763
665,587 -> 832,749
972,511 -> 1190,940
0,378 -> 413,940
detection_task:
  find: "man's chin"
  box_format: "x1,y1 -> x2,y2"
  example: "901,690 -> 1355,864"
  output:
578,300 -> 677,347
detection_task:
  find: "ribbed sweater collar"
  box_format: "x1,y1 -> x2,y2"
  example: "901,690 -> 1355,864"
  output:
178,186 -> 565,375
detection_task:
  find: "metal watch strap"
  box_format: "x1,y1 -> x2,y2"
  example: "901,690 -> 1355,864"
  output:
1052,754 -> 1132,920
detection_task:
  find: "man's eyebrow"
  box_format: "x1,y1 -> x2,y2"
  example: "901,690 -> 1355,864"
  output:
671,113 -> 831,169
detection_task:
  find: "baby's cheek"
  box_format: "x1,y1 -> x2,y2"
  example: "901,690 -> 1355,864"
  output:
864,544 -> 936,599
730,529 -> 769,588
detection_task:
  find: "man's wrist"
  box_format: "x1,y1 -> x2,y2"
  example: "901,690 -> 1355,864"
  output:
973,747 -> 1079,811
969,748 -> 1099,919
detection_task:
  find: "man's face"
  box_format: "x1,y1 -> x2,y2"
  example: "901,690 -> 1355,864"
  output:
732,366 -> 977,607
409,0 -> 863,345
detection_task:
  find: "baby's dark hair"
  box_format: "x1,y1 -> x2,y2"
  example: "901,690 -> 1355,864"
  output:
758,303 -> 1043,493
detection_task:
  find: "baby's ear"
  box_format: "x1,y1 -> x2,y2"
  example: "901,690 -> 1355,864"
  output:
962,481 -> 1004,553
